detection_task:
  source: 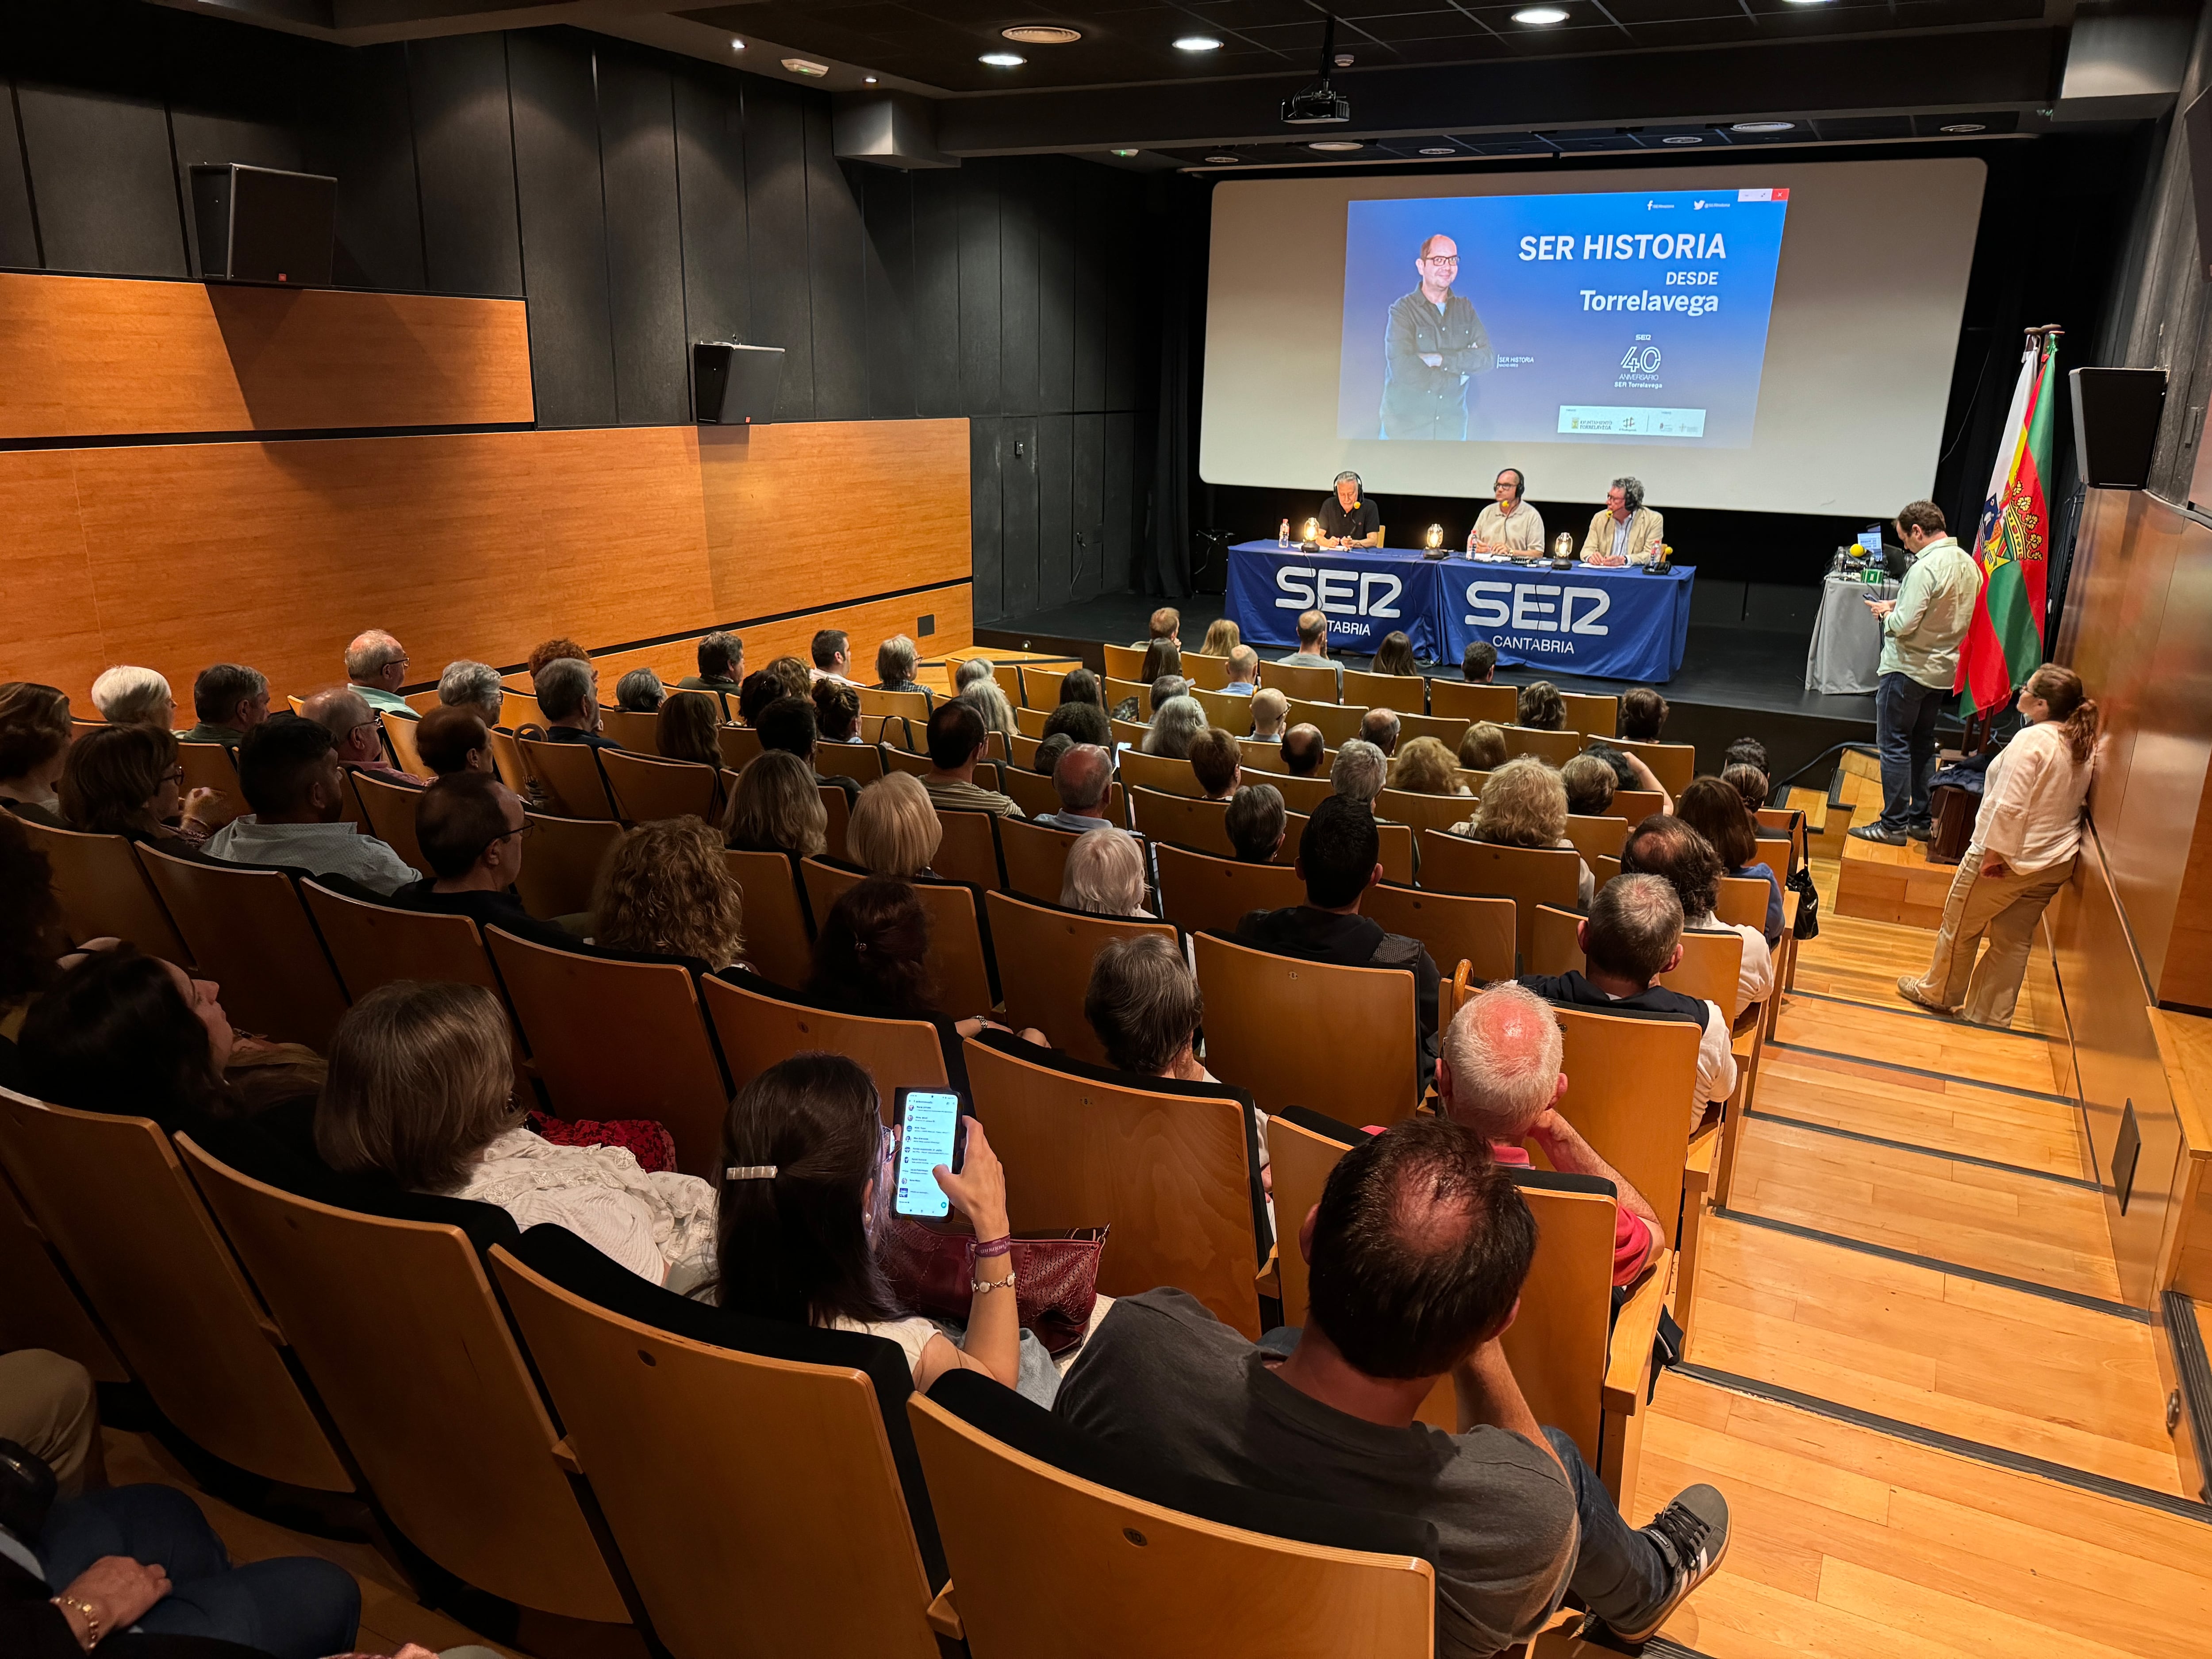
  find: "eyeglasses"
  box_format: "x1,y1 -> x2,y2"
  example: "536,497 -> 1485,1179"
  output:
477,819 -> 534,859
160,767 -> 185,784
1421,254 -> 1460,266
350,720 -> 381,740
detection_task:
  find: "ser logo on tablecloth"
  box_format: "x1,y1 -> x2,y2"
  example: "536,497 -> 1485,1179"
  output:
1462,578 -> 1612,658
1273,565 -> 1405,634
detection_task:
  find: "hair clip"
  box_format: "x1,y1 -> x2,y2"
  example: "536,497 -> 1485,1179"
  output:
724,1165 -> 779,1180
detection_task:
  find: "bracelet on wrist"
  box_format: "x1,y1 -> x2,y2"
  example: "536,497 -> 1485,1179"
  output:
970,1270 -> 1018,1295
54,1594 -> 101,1647
972,1234 -> 1013,1260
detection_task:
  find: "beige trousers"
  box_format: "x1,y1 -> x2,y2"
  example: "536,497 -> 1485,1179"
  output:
1907,853 -> 2074,1028
0,1347 -> 101,1495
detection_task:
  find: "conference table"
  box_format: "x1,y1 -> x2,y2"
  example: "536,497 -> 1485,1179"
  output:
1224,540 -> 1697,683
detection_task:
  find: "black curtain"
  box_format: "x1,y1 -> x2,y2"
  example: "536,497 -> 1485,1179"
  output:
1143,175 -> 1208,597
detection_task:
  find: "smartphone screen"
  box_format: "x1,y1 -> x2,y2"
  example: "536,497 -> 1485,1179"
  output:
892,1089 -> 964,1220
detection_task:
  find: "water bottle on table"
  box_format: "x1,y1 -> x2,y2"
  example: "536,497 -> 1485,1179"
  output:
1279,518 -> 1290,549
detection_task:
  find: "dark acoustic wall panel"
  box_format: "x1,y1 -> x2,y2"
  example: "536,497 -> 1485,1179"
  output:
596,51 -> 690,427
1035,412 -> 1073,611
805,101 -> 868,422
508,31 -> 616,429
1103,186 -> 1139,415
860,167 -> 917,421
1037,174 -> 1075,417
999,174 -> 1039,419
311,44 -> 425,292
672,67 -> 749,361
910,168 -> 963,421
971,416 -> 1004,620
1071,169 -> 1107,414
1071,411 -> 1106,605
407,34 -> 523,298
958,161 -> 1002,420
1104,410 -> 1137,595
0,89 -> 39,270
744,75 -> 814,421
15,84 -> 187,276
1001,416 -> 1040,618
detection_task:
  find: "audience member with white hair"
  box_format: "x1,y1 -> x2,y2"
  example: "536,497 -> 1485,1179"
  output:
1037,743 -> 1116,833
301,686 -> 418,786
1225,782 -> 1286,864
1249,687 -> 1289,741
344,629 -> 414,716
535,656 -> 621,752
1329,738 -> 1387,807
1061,827 -> 1153,918
1144,695 -> 1206,760
1458,756 -> 1595,906
876,634 -> 930,700
438,659 -> 507,726
1519,872 -> 1736,1133
616,667 -> 666,712
90,665 -> 175,729
1436,983 -> 1663,1286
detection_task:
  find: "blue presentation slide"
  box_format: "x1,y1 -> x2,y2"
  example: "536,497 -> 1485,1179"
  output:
1337,188 -> 1790,447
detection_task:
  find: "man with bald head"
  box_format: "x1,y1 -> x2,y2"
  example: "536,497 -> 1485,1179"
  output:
301,686 -> 418,785
1249,688 -> 1289,743
1037,743 -> 1116,834
1436,983 -> 1663,1287
344,630 -> 414,717
1281,723 -> 1326,778
1382,232 -> 1495,441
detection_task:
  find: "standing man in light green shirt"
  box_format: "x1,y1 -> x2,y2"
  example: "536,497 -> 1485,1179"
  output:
1850,500 -> 1982,845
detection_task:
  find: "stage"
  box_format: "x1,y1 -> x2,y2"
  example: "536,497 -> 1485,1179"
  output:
977,586 -> 1916,795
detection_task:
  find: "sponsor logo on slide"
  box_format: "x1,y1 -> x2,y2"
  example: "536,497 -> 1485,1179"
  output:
1462,579 -> 1612,657
1558,406 -> 1706,436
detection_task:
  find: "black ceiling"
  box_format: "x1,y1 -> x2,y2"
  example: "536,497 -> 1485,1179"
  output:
683,0 -> 2044,94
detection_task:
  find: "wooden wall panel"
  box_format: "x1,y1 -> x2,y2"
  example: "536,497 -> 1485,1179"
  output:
0,275 -> 533,439
696,419 -> 971,622
0,419 -> 969,713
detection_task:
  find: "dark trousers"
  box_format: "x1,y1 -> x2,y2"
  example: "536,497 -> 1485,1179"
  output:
1544,1427 -> 1672,1627
38,1486 -> 359,1659
1874,672 -> 1947,831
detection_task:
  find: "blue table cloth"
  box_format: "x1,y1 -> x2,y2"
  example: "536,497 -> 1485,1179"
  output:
1225,541 -> 1696,683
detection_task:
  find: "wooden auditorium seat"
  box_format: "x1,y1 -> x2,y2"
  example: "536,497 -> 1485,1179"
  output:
1011,732 -> 1043,770
485,728 -> 533,795
721,850 -> 814,989
1611,788 -> 1665,823
1559,692 -> 1620,737
983,892 -> 1177,1063
17,818 -> 190,961
1526,904 -> 1586,977
1394,711 -> 1473,748
174,1137 -> 633,1625
932,808 -> 1006,891
1716,874 -> 1770,932
1152,844 -> 1305,938
815,740 -> 886,787
718,725 -> 765,770
134,845 -> 351,1051
1104,677 -> 1153,720
175,741 -> 246,830
517,737 -> 618,820
1117,749 -> 1206,799
1661,927 -> 1746,1016
1256,660 -> 1340,705
484,929 -> 730,1178
962,1034 -> 1266,1338
1284,698 -> 1362,748
350,770 -> 431,876
593,707 -> 661,750
300,880 -> 500,1001
1362,883 -> 1516,984
821,783 -> 852,864
1563,814 -> 1631,865
1261,771 -> 1337,816
1191,687 -> 1249,729
1429,680 -> 1519,725
1101,642 -> 1148,680
701,970 -> 948,1100
801,860 -> 997,1019
997,815 -> 1085,902
1415,832 -> 1583,963
1192,933 -> 1422,1125
490,1231 -> 955,1659
1501,726 -> 1584,767
1181,649 -> 1231,691
1130,787 -> 1234,858
1372,787 -> 1474,844
0,1169 -> 125,1384
0,1091 -> 354,1493
381,710 -> 430,778
1339,667 -> 1427,713
514,812 -> 622,919
1609,737 -> 1696,799
908,1371 -> 1435,1659
600,749 -> 722,822
860,686 -> 933,724
1014,663 -> 1073,708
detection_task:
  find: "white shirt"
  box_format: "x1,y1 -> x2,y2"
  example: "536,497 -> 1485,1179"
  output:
1473,500 -> 1545,552
1695,1001 -> 1738,1131
442,1127 -> 719,1287
1971,720 -> 2091,874
204,816 -> 419,897
1688,915 -> 1774,1020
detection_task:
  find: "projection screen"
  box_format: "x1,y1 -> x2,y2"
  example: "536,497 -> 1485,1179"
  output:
1200,157 -> 1986,518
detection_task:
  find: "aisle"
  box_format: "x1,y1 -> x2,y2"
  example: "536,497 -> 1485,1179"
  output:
1637,856 -> 2212,1656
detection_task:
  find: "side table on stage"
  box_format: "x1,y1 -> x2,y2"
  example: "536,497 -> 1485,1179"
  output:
1805,573 -> 1900,695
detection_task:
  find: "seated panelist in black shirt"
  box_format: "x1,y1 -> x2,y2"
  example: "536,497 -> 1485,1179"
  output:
1317,470 -> 1383,550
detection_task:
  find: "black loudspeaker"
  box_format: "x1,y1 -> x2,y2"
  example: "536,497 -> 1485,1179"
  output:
692,342 -> 787,424
188,164 -> 335,286
2069,367 -> 2166,489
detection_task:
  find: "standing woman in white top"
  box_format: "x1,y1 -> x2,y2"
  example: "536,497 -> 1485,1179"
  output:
708,1052 -> 1021,1391
1898,664 -> 2099,1028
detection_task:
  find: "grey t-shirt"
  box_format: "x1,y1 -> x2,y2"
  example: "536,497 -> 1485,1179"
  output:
1054,1289 -> 1577,1658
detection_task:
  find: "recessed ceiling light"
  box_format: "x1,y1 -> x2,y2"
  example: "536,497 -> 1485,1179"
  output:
730,38 -> 745,51
1003,24 -> 1081,42
782,58 -> 830,76
1730,120 -> 1794,132
1419,146 -> 1455,155
863,75 -> 878,84
1512,7 -> 1568,23
979,51 -> 1027,65
1174,35 -> 1225,50
1309,140 -> 1363,151
1939,122 -> 1986,133
1661,135 -> 1703,144
1110,147 -> 1139,156
1206,154 -> 1240,163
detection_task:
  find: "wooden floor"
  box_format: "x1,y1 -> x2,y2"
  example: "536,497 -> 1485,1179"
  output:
103,745 -> 2212,1659
1636,854 -> 2212,1656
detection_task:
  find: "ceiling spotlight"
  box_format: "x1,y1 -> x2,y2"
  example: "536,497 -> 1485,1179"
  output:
1206,154 -> 1240,163
1003,24 -> 1081,42
863,75 -> 878,83
1333,51 -> 1356,65
979,51 -> 1027,65
1939,122 -> 1986,133
1512,7 -> 1568,22
1110,147 -> 1139,156
1661,135 -> 1703,144
1419,146 -> 1455,155
1175,35 -> 1224,50
1730,120 -> 1794,132
730,38 -> 745,50
1309,139 -> 1363,151
782,58 -> 830,76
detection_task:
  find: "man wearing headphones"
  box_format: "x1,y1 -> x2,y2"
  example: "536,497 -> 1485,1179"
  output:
1317,471 -> 1383,549
1581,476 -> 1666,567
1470,468 -> 1545,553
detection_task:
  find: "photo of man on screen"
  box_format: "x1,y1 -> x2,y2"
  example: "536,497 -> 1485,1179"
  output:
1380,233 -> 1496,441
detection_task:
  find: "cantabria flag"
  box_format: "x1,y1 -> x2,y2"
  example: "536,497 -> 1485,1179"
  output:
1959,334 -> 2056,715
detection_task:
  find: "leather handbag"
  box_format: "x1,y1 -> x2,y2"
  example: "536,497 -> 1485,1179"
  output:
878,1217 -> 1109,1356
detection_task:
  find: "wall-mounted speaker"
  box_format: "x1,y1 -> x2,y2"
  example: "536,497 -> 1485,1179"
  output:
692,342 -> 787,424
2069,366 -> 2165,490
188,164 -> 335,286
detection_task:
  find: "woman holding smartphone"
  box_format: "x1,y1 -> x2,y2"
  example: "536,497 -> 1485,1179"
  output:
710,1053 -> 1021,1391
